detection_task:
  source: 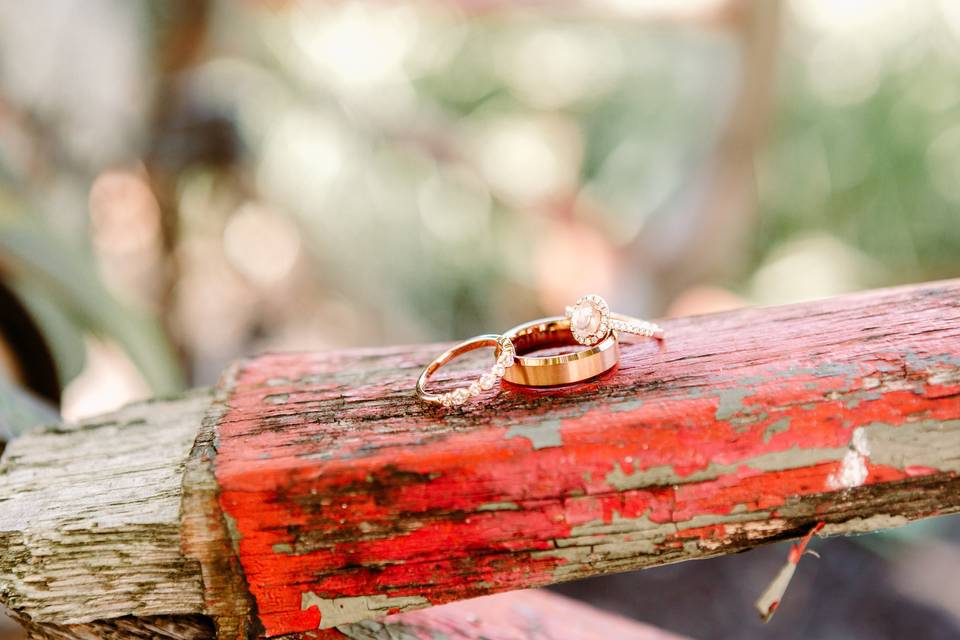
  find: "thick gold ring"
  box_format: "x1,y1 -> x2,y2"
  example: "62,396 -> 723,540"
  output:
417,334 -> 516,407
496,317 -> 619,387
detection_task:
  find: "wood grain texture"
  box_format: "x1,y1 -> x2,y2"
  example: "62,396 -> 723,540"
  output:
0,389 -> 212,624
181,398 -> 260,639
1,281 -> 959,639
4,609 -> 214,640
211,280 -> 960,636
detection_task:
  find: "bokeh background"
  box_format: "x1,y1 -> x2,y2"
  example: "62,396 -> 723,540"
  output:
0,1 -> 958,638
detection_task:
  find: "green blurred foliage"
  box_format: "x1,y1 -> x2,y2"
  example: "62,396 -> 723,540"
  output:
755,7 -> 960,284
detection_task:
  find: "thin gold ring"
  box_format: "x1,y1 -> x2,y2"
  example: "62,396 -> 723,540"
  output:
417,334 -> 516,407
496,317 -> 619,387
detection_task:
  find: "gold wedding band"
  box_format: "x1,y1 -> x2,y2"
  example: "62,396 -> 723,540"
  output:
497,317 -> 619,387
417,334 -> 516,407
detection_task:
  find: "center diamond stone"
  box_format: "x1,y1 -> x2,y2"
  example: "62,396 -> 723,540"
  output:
572,301 -> 602,335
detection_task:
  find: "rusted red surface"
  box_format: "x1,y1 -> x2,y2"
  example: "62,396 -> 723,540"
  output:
213,281 -> 960,636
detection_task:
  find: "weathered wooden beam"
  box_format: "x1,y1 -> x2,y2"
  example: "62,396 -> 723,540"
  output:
0,389 -> 212,622
2,280 -> 959,638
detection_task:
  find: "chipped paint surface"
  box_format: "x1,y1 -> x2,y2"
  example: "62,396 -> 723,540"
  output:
211,282 -> 960,636
301,592 -> 430,629
715,387 -> 754,421
477,501 -> 520,512
828,427 -> 869,489
762,417 -> 791,443
820,514 -> 912,535
505,420 -> 563,449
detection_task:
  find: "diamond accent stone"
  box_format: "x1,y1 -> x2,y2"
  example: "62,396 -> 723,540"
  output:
479,373 -> 495,390
425,335 -> 516,410
572,302 -> 602,334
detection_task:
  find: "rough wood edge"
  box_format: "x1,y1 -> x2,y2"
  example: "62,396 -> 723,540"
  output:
180,380 -> 260,640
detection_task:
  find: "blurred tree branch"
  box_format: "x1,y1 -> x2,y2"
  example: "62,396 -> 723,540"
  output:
143,0 -> 214,384
622,0 -> 782,312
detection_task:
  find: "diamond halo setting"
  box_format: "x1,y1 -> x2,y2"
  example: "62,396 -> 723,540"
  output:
566,294 -> 610,347
565,294 -> 664,346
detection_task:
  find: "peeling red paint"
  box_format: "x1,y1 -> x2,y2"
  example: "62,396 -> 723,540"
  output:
212,283 -> 960,636
787,522 -> 825,564
905,465 -> 939,476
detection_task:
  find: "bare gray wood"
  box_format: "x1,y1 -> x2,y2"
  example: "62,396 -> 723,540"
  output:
0,389 -> 212,626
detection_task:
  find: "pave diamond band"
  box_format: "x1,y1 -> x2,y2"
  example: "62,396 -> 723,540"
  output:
608,317 -> 662,338
417,335 -> 516,408
566,294 -> 664,347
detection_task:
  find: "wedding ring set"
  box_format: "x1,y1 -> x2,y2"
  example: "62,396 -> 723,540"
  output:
416,294 -> 664,408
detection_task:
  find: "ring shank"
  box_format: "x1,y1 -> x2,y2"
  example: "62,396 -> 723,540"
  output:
416,335 -> 501,403
610,312 -> 665,340
498,317 -> 619,387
